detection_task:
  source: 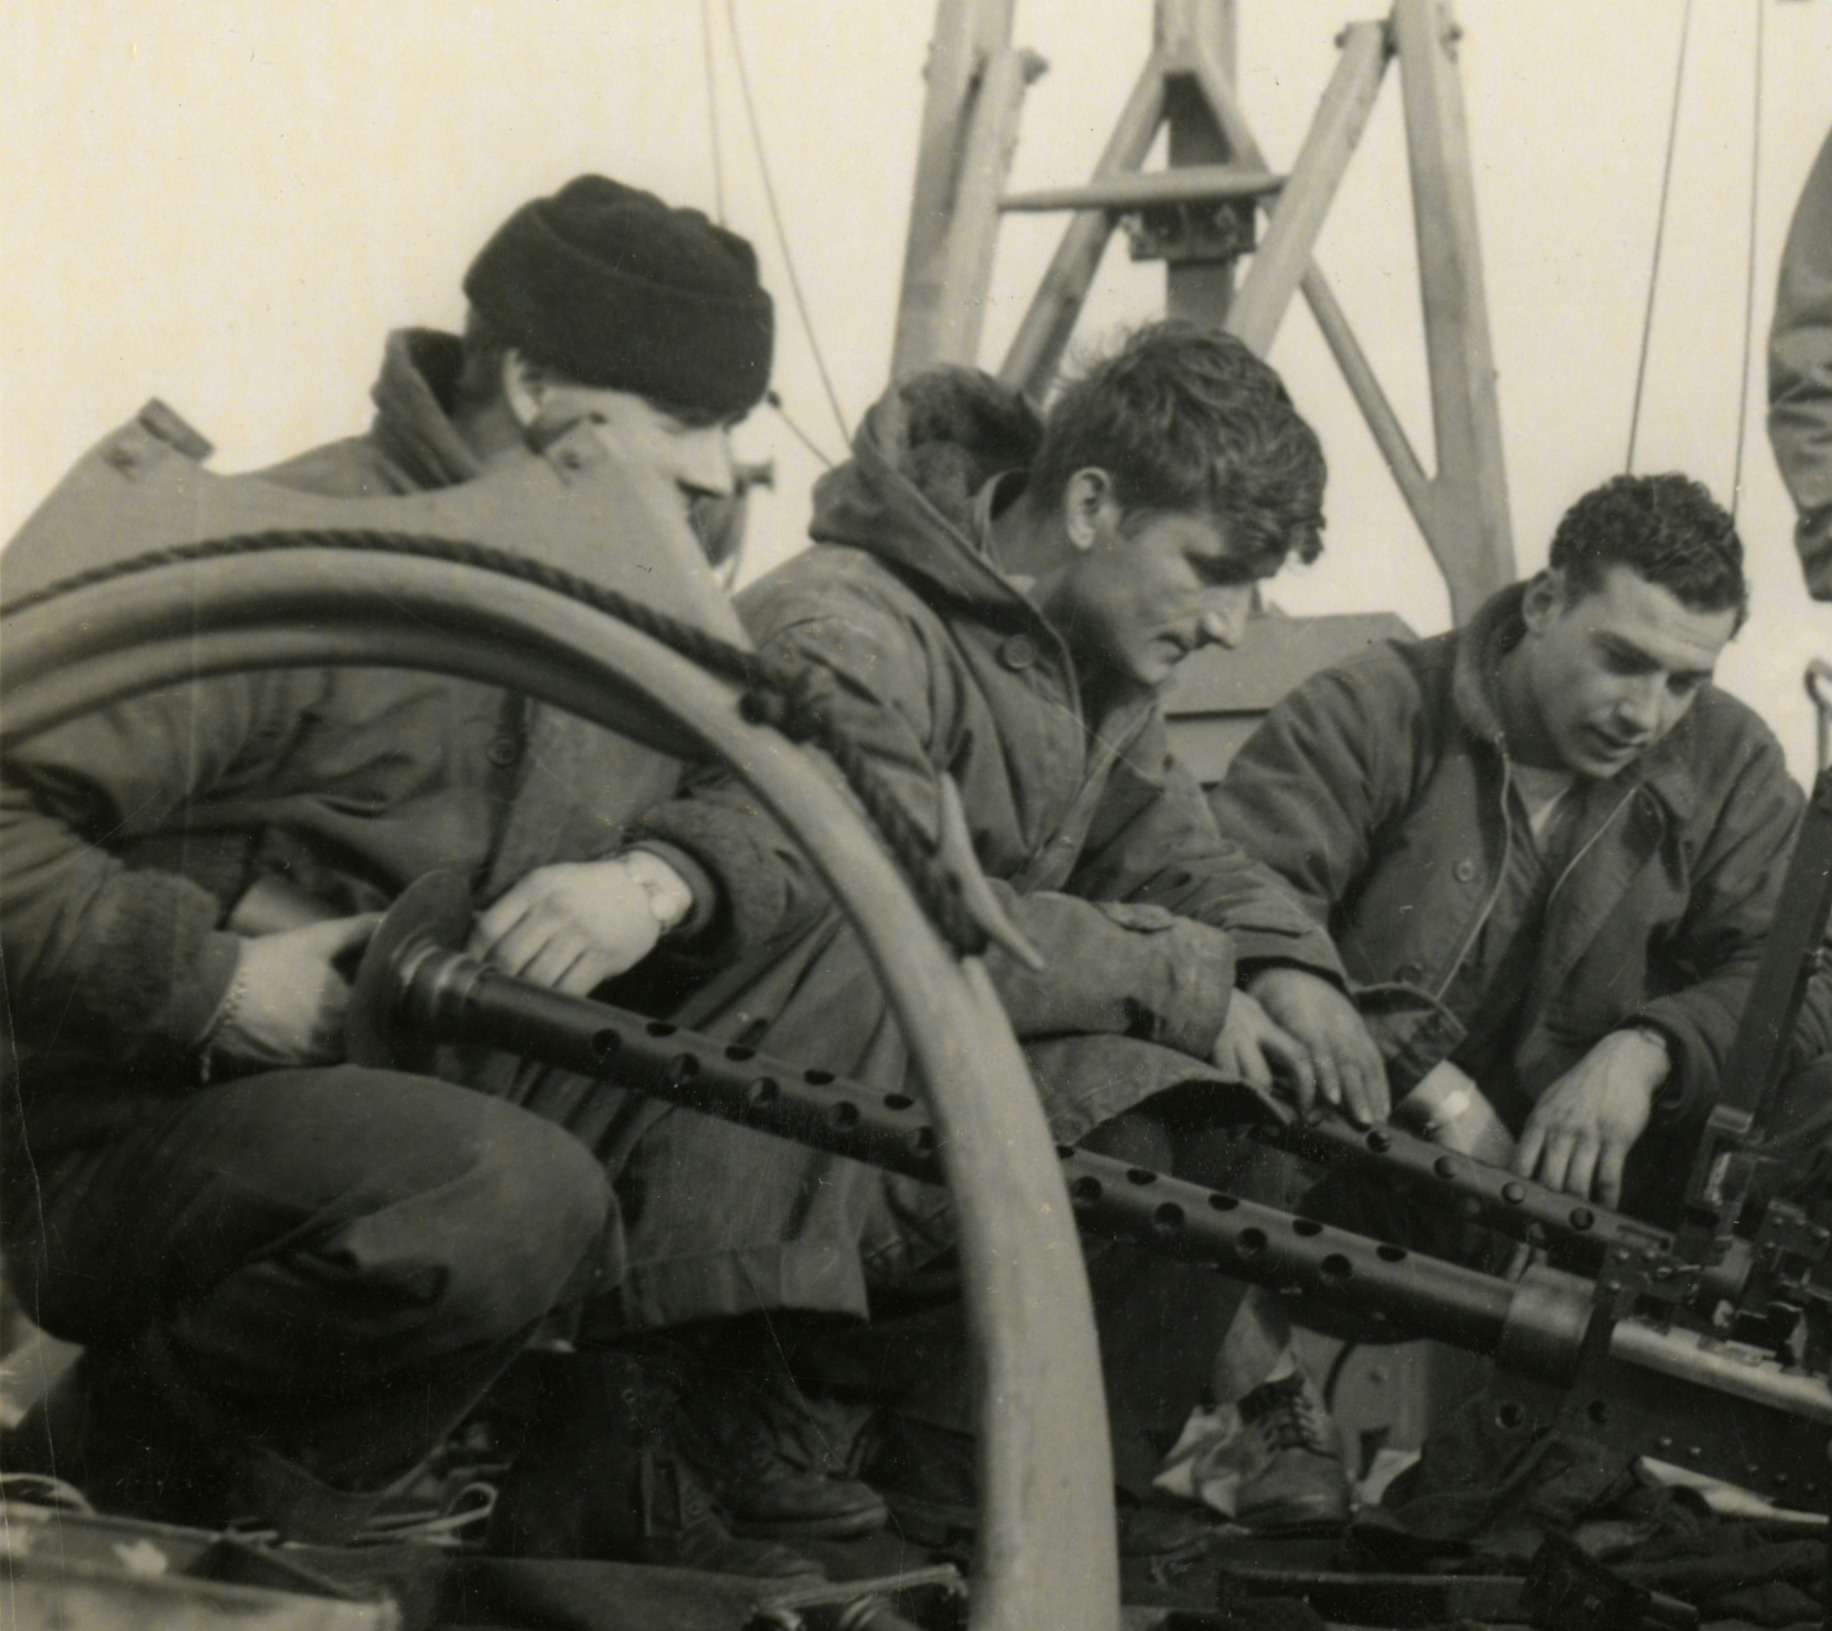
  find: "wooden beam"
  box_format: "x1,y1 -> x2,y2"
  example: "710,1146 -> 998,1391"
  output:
1189,38 -> 1269,169
1227,20 -> 1389,355
1000,166 -> 1281,212
919,47 -> 1045,368
1157,0 -> 1239,326
892,0 -> 1018,376
998,58 -> 1166,395
1152,0 -> 1234,73
1395,0 -> 1514,620
1301,265 -> 1437,537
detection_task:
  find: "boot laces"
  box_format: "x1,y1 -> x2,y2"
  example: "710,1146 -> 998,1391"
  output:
680,1357 -> 842,1486
1240,1374 -> 1331,1456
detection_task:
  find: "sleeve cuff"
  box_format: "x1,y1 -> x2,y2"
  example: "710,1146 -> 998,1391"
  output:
1237,954 -> 1349,993
174,930 -> 246,1049
1629,1012 -> 1695,1121
622,840 -> 718,939
1229,929 -> 1345,983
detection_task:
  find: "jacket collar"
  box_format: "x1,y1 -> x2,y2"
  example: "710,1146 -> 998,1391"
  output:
1452,583 -> 1701,823
367,329 -> 485,492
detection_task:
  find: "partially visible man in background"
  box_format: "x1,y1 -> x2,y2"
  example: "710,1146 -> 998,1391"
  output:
1771,123 -> 1832,599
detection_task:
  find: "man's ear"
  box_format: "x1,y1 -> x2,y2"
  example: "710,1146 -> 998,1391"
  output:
1062,467 -> 1120,552
1520,568 -> 1566,634
501,348 -> 547,430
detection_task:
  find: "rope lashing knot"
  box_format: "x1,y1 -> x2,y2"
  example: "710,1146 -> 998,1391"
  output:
737,661 -> 844,743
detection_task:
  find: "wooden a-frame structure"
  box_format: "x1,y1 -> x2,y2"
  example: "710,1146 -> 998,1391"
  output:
891,0 -> 1514,623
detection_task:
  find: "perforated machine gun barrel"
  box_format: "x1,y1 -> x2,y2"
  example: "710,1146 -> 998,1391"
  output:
349,764 -> 1832,1516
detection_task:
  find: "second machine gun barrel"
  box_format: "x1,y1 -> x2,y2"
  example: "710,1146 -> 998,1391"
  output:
347,876 -> 1786,1396
345,873 -> 1832,1506
1263,1115 -> 1753,1309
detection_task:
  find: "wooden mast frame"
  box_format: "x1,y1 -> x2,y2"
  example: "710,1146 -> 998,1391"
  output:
891,0 -> 1515,623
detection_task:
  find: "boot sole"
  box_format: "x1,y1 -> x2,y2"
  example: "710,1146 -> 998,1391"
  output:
730,1497 -> 891,1541
1235,1502 -> 1351,1535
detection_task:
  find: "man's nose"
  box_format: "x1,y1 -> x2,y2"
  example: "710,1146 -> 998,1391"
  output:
1614,675 -> 1663,735
678,427 -> 736,500
1198,588 -> 1253,650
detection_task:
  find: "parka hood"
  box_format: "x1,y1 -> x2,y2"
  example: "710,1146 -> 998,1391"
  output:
253,328 -> 482,499
809,368 -> 1044,614
368,328 -> 486,492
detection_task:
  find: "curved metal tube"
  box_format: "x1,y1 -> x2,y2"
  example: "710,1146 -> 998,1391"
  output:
0,550 -> 1121,1630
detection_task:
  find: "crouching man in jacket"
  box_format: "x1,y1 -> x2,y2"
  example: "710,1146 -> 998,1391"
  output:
0,174 -> 821,1576
1204,471 -> 1832,1525
491,323 -> 1392,1558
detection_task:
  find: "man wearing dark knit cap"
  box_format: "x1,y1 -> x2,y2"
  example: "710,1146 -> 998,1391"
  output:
0,176 -> 841,1578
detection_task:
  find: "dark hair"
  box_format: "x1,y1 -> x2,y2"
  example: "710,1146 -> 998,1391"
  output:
1029,320 -> 1326,569
1549,473 -> 1748,631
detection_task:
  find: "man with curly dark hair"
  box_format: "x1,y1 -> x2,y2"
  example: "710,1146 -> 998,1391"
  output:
487,321 -> 1382,1558
1205,471 -> 1831,1525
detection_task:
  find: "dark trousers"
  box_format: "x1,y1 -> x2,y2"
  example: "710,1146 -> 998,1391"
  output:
792,1100 -> 1266,1503
5,1067 -> 610,1492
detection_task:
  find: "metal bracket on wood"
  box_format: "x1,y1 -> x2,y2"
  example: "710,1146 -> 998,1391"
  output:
1122,196 -> 1256,266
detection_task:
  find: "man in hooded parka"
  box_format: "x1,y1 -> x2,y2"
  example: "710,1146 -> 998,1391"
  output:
497,324 -> 1382,1548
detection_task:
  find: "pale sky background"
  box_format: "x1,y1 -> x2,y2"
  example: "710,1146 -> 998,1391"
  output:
4,1 -> 1831,771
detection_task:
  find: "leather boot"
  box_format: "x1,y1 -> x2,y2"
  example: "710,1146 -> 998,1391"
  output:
677,1319 -> 888,1541
488,1348 -> 823,1578
1233,1371 -> 1352,1532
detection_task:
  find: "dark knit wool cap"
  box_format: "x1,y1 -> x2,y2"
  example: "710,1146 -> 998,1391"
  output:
464,175 -> 773,418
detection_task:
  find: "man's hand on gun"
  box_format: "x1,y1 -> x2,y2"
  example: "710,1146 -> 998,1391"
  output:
202,914 -> 381,1071
1512,1029 -> 1666,1211
1211,967 -> 1389,1126
469,853 -> 694,997
207,852 -> 697,1076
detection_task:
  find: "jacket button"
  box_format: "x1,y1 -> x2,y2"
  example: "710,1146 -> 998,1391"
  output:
486,736 -> 521,768
1454,858 -> 1477,884
999,634 -> 1040,671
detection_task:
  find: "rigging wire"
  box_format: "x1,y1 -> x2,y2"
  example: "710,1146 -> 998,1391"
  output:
724,0 -> 851,449
1731,0 -> 1766,519
700,0 -> 727,224
767,390 -> 837,470
1626,0 -> 1695,474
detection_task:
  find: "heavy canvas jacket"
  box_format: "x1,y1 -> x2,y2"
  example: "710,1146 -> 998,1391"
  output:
1,331 -> 682,1149
1771,123 -> 1832,599
1209,586 -> 1816,1128
630,368 -> 1343,1133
